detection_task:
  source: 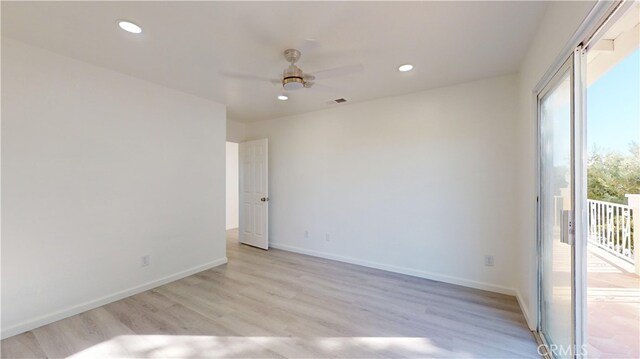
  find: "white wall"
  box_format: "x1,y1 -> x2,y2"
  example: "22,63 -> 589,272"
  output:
515,1 -> 596,328
245,75 -> 520,294
1,39 -> 228,338
227,120 -> 246,143
226,142 -> 239,229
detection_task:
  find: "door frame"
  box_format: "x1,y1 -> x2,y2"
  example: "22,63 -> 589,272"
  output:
533,1 -> 630,357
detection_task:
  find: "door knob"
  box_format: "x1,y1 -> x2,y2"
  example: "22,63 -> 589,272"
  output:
261,197 -> 269,202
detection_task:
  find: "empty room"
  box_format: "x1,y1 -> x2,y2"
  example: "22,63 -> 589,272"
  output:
1,1 -> 639,358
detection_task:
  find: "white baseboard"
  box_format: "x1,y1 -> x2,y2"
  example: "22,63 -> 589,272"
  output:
1,257 -> 228,340
270,242 -> 516,296
516,289 -> 536,331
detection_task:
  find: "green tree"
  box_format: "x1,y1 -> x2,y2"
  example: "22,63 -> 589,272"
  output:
587,142 -> 640,203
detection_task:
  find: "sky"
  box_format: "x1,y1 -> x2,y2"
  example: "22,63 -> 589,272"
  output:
587,48 -> 640,155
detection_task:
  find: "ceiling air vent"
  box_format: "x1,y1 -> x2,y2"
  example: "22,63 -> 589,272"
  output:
325,98 -> 348,106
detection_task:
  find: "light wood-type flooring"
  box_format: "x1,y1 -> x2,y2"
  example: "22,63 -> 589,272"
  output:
1,230 -> 539,358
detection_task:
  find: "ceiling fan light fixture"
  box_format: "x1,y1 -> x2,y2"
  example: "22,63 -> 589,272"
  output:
283,63 -> 305,90
283,77 -> 304,90
277,95 -> 289,101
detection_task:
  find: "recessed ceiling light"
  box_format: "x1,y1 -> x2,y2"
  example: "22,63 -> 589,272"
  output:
118,20 -> 142,34
398,64 -> 414,72
277,95 -> 289,101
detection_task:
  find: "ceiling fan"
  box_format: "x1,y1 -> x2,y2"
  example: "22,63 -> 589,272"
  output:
221,48 -> 363,92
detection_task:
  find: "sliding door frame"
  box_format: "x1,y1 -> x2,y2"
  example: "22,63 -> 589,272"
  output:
533,1 -> 631,357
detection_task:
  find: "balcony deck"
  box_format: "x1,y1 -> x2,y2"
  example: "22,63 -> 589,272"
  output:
587,245 -> 640,358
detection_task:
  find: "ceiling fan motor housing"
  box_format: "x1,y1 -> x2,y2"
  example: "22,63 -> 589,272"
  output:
283,49 -> 302,63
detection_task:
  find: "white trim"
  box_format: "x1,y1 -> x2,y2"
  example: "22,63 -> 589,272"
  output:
517,290 -> 536,331
270,242 -> 516,296
1,257 -> 228,340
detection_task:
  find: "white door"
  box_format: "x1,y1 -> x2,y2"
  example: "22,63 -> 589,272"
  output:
239,139 -> 269,249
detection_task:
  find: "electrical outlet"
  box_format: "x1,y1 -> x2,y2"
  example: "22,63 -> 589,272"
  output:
325,234 -> 330,242
484,255 -> 495,267
141,255 -> 150,267
304,230 -> 309,239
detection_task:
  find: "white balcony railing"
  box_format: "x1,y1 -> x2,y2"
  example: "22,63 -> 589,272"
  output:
588,199 -> 635,264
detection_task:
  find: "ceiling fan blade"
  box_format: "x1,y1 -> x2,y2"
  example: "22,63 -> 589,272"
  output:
309,64 -> 364,80
220,71 -> 280,84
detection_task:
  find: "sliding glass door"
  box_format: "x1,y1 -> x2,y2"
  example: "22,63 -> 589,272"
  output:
536,3 -> 635,358
538,55 -> 577,358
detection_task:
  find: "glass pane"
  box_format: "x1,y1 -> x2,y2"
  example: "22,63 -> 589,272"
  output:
540,70 -> 573,358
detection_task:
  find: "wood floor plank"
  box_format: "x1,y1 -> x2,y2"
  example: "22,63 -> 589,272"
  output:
1,229 -> 539,358
0,332 -> 46,359
30,307 -> 137,358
